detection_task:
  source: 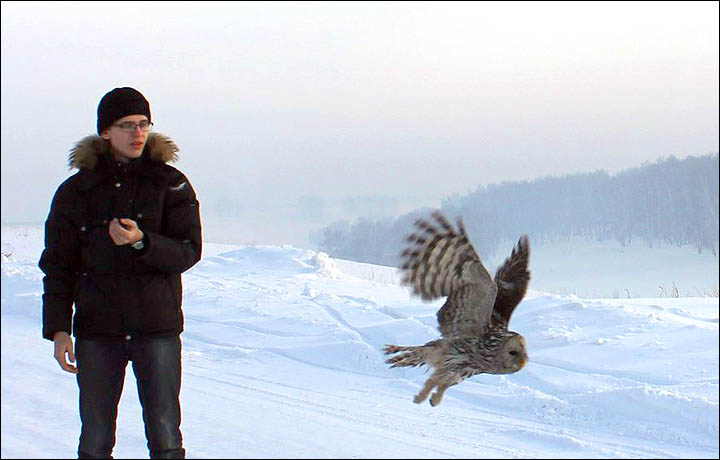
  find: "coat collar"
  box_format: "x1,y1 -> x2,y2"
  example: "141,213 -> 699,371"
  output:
69,133 -> 179,191
68,132 -> 179,171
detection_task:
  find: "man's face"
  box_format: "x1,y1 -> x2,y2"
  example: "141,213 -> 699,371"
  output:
101,114 -> 151,162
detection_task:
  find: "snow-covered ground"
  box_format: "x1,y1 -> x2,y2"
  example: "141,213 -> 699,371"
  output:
1,224 -> 718,458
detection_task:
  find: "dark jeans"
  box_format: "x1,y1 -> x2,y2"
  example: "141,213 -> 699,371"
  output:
75,335 -> 185,459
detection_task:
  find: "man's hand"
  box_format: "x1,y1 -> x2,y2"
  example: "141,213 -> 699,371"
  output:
53,331 -> 77,374
109,218 -> 144,246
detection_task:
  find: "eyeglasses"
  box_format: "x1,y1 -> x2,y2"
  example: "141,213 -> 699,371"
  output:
113,120 -> 154,132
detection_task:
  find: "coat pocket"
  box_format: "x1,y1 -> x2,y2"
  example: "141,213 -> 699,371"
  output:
134,200 -> 163,233
140,274 -> 181,332
85,226 -> 116,273
74,275 -> 121,336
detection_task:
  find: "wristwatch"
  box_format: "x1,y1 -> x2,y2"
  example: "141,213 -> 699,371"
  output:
131,238 -> 145,250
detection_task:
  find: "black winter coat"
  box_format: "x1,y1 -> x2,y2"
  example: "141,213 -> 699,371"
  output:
40,133 -> 202,341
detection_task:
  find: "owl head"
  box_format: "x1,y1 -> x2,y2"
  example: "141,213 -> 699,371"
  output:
498,333 -> 528,373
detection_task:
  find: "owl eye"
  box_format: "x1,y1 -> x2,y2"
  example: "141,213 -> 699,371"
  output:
509,350 -> 518,356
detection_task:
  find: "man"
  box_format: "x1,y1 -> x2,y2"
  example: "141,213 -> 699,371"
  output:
39,87 -> 202,459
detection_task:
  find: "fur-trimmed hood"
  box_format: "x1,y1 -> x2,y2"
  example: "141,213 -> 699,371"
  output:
68,132 -> 179,170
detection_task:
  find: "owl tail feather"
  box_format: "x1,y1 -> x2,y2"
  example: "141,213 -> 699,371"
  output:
383,345 -> 428,368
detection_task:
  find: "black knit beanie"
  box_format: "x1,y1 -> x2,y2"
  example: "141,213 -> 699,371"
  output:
96,87 -> 151,135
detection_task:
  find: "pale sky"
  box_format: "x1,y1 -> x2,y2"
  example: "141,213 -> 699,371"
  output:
1,1 -> 718,245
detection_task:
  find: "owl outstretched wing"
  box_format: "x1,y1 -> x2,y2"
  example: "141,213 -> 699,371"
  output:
400,211 -> 497,337
491,235 -> 530,328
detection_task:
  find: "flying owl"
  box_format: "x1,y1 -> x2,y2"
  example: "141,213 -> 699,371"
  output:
384,211 -> 530,406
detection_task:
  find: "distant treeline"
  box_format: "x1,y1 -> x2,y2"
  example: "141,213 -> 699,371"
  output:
314,154 -> 719,266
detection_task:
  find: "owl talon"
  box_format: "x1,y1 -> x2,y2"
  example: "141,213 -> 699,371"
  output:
430,392 -> 442,406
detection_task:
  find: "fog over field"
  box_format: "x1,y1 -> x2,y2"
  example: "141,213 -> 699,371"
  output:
2,2 -> 718,248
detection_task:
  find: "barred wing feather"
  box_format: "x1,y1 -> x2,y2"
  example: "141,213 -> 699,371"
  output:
492,235 -> 530,327
400,212 -> 497,337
